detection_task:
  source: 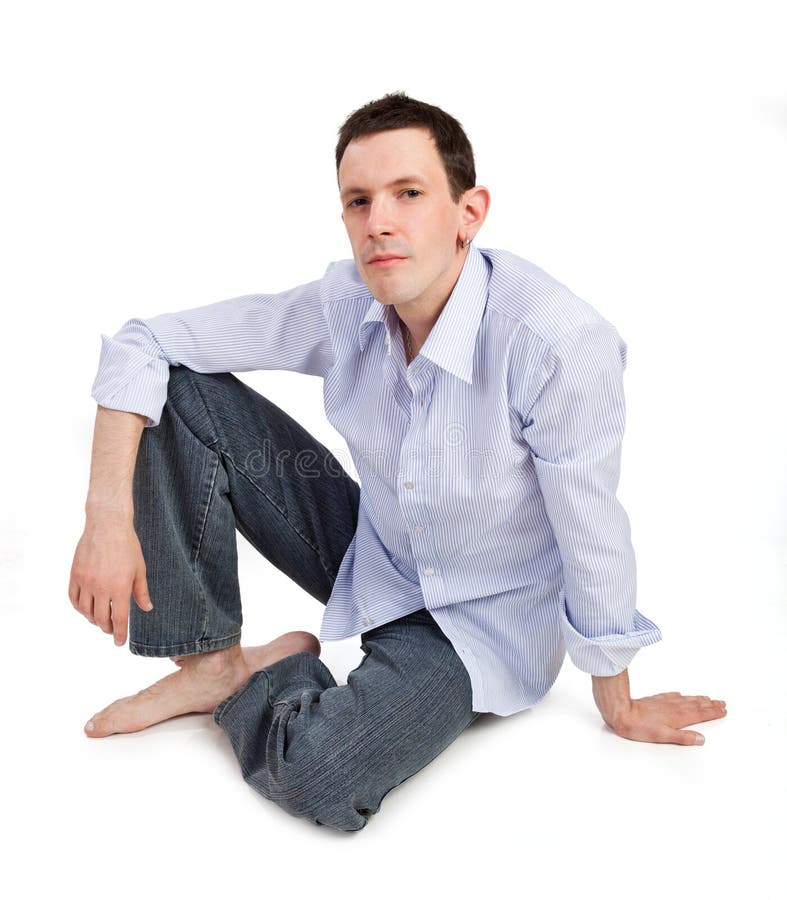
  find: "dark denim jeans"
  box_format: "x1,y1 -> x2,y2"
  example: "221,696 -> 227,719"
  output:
130,366 -> 480,832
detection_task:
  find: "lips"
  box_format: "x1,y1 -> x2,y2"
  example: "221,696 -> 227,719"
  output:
368,255 -> 406,267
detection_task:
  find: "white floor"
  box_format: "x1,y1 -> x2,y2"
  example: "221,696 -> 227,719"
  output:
3,502 -> 784,898
2,3 -> 785,897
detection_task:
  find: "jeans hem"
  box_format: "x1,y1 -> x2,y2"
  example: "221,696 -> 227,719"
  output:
213,668 -> 272,725
129,632 -> 242,658
213,654 -> 326,727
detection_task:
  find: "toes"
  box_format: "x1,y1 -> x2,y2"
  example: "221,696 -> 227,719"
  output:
83,696 -> 141,738
84,712 -> 114,738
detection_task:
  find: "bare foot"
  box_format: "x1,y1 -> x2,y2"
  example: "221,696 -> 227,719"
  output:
85,631 -> 320,738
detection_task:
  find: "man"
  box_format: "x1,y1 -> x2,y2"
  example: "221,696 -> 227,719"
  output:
69,93 -> 726,832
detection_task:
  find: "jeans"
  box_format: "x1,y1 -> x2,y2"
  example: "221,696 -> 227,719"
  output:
130,366 -> 481,832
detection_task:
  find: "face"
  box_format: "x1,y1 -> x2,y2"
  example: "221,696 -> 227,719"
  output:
338,127 -> 467,311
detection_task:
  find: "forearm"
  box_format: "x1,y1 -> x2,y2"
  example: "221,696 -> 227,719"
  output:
84,405 -> 146,521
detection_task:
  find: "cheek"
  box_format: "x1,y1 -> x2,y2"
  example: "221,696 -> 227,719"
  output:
345,226 -> 364,259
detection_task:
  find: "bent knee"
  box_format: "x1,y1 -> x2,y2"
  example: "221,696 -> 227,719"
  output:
260,759 -> 376,833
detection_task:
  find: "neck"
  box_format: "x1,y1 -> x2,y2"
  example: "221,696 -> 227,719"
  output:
394,297 -> 440,356
394,248 -> 468,351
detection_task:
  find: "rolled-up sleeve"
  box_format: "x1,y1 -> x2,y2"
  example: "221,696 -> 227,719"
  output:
91,279 -> 333,427
521,321 -> 661,675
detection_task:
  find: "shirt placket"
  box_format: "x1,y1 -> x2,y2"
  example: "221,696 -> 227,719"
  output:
396,359 -> 437,596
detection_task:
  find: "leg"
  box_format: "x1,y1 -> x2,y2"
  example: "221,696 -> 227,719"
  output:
85,367 -> 360,737
129,366 -> 360,657
214,608 -> 481,832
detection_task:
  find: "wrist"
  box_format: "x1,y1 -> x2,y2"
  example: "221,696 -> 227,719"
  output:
592,670 -> 633,729
85,495 -> 134,523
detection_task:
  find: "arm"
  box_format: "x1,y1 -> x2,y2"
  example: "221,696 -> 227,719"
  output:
73,277 -> 333,642
522,322 -> 726,742
522,321 -> 660,672
92,278 -> 333,427
69,406 -> 153,645
592,669 -> 727,746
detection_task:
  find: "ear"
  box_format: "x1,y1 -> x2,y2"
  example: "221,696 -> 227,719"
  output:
459,185 -> 491,243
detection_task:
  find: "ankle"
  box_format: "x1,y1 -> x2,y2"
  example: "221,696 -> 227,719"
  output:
183,645 -> 244,674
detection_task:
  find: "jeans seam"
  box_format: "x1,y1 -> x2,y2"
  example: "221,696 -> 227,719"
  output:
222,451 -> 335,585
183,370 -> 221,448
176,369 -> 336,586
216,669 -> 276,723
164,396 -> 220,644
193,453 -> 219,642
193,453 -> 218,566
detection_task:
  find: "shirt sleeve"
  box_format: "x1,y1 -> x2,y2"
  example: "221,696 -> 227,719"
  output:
91,279 -> 333,427
521,321 -> 662,675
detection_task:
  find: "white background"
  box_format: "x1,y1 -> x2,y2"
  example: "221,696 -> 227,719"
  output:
1,1 -> 785,897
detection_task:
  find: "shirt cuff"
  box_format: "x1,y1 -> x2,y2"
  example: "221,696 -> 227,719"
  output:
90,334 -> 171,427
558,589 -> 662,675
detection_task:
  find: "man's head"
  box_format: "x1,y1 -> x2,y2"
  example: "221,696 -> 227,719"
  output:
336,93 -> 490,312
336,92 -> 476,204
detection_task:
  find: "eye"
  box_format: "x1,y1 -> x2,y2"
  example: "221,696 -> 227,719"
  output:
346,197 -> 368,209
402,189 -> 422,199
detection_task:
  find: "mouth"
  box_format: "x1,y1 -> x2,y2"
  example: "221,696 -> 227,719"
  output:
367,255 -> 407,268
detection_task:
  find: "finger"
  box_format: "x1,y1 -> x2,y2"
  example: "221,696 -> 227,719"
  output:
93,593 -> 113,634
78,589 -> 96,625
68,578 -> 80,611
673,705 -> 728,728
110,594 -> 130,647
660,699 -> 727,728
132,572 -> 154,612
666,728 -> 706,746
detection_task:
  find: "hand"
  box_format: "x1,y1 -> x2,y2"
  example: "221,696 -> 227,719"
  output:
591,670 -> 726,745
603,691 -> 727,746
68,516 -> 154,647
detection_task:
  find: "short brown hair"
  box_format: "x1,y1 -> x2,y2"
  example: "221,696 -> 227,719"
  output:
335,92 -> 476,203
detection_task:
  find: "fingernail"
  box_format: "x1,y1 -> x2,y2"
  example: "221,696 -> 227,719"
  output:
85,720 -> 95,732
114,638 -> 123,646
694,734 -> 705,746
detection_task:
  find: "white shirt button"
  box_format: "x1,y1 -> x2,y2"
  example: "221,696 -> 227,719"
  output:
414,524 -> 424,533
403,481 -> 414,490
423,567 -> 435,576
362,615 -> 373,626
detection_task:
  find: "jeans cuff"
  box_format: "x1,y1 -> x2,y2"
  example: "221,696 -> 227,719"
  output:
128,632 -> 242,657
213,651 -> 329,726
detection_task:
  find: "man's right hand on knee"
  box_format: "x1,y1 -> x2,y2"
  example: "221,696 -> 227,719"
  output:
69,518 -> 154,646
69,406 -> 153,646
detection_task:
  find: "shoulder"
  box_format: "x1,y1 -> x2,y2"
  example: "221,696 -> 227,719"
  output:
319,258 -> 373,303
480,247 -> 615,345
484,249 -> 629,413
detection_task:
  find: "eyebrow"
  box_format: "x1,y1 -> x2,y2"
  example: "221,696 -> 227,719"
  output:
340,175 -> 426,200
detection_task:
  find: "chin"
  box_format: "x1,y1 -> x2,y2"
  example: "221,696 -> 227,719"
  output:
366,277 -> 414,307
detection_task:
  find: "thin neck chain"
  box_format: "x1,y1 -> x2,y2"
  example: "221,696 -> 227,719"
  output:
404,324 -> 414,363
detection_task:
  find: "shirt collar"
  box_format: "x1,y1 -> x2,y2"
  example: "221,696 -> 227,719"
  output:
357,243 -> 490,384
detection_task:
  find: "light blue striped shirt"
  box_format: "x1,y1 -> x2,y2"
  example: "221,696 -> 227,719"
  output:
92,244 -> 662,715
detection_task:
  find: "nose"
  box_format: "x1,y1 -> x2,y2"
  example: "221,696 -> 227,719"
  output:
366,197 -> 395,240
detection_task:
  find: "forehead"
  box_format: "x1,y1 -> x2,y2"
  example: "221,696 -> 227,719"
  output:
338,127 -> 448,190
